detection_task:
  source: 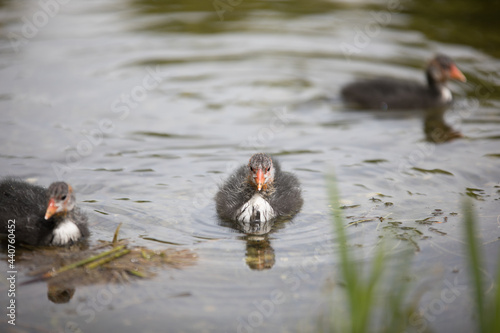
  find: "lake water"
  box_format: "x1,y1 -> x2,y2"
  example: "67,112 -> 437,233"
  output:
1,0 -> 499,332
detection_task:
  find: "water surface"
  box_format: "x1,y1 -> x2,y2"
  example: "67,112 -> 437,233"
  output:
1,0 -> 499,332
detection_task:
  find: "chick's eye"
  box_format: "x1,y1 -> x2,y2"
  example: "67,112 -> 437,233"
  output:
61,195 -> 67,200
266,167 -> 271,172
250,167 -> 254,172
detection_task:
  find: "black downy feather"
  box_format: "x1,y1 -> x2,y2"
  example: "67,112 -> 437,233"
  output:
0,178 -> 89,246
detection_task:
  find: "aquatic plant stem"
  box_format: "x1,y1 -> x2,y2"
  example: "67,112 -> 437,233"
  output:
41,245 -> 127,279
86,248 -> 131,269
112,222 -> 123,246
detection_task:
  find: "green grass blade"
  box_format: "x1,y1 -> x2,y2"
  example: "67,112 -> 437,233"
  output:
327,174 -> 358,332
485,246 -> 500,332
327,172 -> 417,333
463,198 -> 485,331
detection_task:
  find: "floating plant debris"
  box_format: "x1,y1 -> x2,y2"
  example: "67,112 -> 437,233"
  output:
465,187 -> 486,201
412,167 -> 453,176
428,227 -> 447,236
21,224 -> 197,286
340,204 -> 361,209
363,159 -> 388,164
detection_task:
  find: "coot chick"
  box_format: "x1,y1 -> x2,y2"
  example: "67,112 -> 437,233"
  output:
341,54 -> 466,110
0,179 -> 90,246
215,153 -> 303,223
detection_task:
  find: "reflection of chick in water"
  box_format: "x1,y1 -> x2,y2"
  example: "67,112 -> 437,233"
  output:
245,236 -> 275,270
48,284 -> 75,304
424,107 -> 463,143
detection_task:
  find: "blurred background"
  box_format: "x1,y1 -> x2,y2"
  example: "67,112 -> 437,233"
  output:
0,0 -> 499,332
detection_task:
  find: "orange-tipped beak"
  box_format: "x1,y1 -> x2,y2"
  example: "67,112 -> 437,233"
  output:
449,64 -> 466,82
255,168 -> 265,191
45,198 -> 58,220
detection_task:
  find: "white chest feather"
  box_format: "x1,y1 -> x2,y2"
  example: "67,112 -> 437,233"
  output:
52,220 -> 81,245
440,86 -> 452,103
236,193 -> 275,223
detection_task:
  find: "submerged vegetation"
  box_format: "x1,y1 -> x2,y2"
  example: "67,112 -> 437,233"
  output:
327,175 -> 500,333
21,224 -> 197,287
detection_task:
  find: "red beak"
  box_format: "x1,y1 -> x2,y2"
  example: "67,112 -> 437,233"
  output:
45,198 -> 57,220
255,168 -> 265,191
449,64 -> 466,82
